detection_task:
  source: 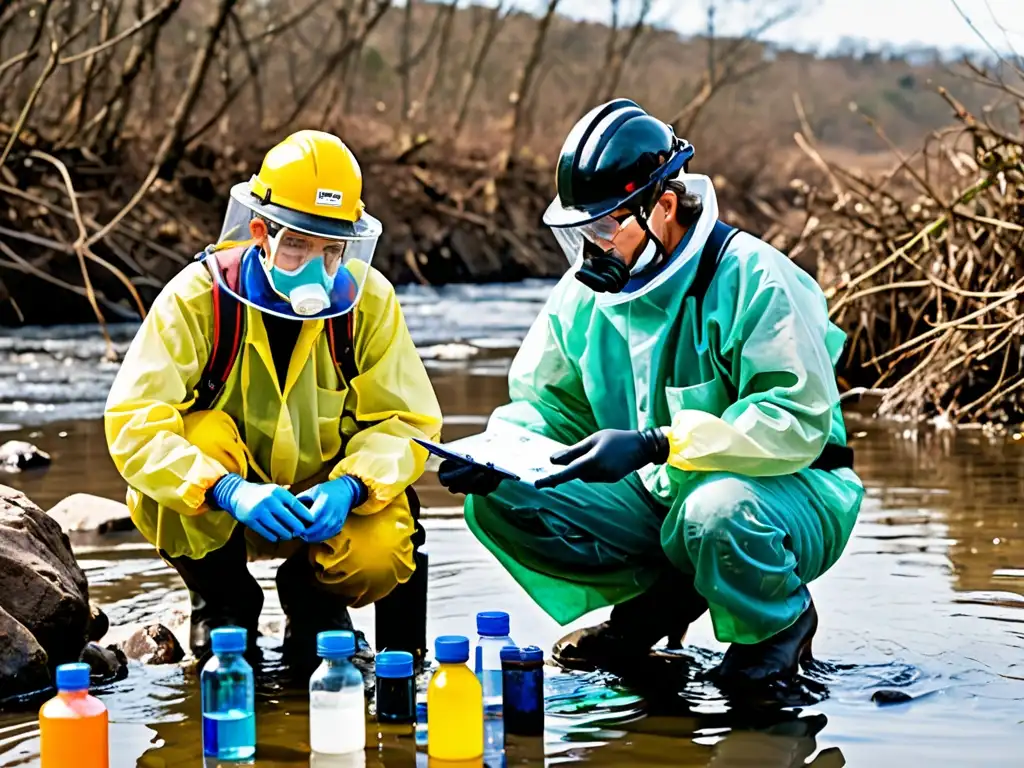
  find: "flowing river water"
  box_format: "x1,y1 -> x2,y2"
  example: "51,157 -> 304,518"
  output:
0,281 -> 1021,766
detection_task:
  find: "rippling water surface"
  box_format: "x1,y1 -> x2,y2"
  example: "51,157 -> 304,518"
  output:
0,281 -> 1021,766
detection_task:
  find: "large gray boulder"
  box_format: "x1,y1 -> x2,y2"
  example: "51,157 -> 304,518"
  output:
0,485 -> 91,699
0,606 -> 49,701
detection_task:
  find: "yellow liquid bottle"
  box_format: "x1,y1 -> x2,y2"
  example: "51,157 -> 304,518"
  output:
427,636 -> 483,761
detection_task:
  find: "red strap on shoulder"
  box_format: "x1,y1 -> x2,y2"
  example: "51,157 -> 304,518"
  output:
212,245 -> 246,291
195,246 -> 248,412
326,312 -> 358,385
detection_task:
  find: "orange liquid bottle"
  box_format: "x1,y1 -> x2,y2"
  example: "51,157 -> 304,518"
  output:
40,662 -> 109,768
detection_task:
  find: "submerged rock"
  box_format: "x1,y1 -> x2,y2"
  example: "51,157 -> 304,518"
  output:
123,624 -> 184,665
79,642 -> 128,685
89,602 -> 109,643
48,493 -> 132,534
0,605 -> 50,701
0,441 -> 51,473
872,689 -> 914,706
0,486 -> 90,691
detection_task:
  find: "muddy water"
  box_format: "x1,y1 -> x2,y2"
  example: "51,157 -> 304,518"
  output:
0,283 -> 1022,766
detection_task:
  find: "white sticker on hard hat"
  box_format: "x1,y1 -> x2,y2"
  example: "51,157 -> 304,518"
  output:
315,189 -> 343,207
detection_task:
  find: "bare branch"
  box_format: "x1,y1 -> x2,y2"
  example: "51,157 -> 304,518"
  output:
59,0 -> 177,64
582,0 -> 620,111
602,0 -> 651,102
248,0 -> 325,43
419,0 -> 459,120
84,0 -> 238,248
507,0 -> 561,165
0,19 -> 63,171
453,1 -> 512,138
272,0 -> 392,131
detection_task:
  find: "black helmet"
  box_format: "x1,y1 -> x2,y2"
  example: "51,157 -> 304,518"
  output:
544,99 -> 694,228
543,99 -> 695,294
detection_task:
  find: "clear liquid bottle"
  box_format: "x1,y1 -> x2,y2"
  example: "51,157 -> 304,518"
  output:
201,626 -> 256,762
473,612 -> 514,715
309,630 -> 366,755
40,662 -> 109,768
427,635 -> 483,761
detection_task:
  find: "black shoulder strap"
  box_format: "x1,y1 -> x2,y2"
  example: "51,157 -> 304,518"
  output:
685,219 -> 739,319
195,248 -> 246,412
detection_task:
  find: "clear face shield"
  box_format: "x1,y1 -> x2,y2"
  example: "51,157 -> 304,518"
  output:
212,191 -> 381,321
547,208 -> 660,277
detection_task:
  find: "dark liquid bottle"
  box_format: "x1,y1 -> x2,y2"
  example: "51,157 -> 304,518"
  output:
500,646 -> 545,736
375,650 -> 416,724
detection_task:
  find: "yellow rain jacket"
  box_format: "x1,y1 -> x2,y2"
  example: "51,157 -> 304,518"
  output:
104,260 -> 442,565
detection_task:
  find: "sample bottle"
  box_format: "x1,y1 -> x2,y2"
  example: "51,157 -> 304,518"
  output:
414,701 -> 428,749
310,630 -> 367,755
500,646 -> 545,736
473,612 -> 514,714
375,650 -> 416,724
427,635 -> 483,761
39,662 -> 109,768
201,626 -> 256,762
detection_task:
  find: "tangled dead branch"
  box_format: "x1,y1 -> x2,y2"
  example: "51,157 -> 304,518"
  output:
791,67 -> 1024,424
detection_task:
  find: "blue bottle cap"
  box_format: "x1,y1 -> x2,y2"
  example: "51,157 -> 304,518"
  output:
55,662 -> 91,691
317,630 -> 356,658
376,650 -> 414,678
210,626 -> 247,654
476,611 -> 510,637
435,635 -> 470,663
500,645 -> 544,663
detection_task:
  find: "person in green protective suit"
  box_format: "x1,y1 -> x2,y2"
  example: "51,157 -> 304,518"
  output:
437,99 -> 864,688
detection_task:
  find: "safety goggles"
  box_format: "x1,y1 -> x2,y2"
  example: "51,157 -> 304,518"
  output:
550,211 -> 640,266
266,229 -> 348,276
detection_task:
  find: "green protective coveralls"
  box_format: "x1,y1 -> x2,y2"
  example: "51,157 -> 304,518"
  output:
464,194 -> 864,645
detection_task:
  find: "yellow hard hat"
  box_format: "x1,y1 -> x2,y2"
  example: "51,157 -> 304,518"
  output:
228,130 -> 376,240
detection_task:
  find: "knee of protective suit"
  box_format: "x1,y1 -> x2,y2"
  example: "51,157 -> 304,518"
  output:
680,474 -> 763,543
312,498 -> 417,608
181,410 -> 249,478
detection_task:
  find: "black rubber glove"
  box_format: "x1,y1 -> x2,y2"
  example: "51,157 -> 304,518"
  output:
438,458 -> 506,497
534,428 -> 670,489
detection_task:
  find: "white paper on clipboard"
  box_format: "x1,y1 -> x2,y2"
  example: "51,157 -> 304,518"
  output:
416,421 -> 569,487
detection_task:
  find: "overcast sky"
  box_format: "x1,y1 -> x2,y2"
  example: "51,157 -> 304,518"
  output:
551,0 -> 1024,54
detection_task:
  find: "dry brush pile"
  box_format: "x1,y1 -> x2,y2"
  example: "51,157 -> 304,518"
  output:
789,65 -> 1024,425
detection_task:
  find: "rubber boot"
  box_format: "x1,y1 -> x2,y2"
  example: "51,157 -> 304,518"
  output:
275,547 -> 374,684
552,572 -> 709,672
161,525 -> 264,668
375,488 -> 428,670
711,598 -> 818,687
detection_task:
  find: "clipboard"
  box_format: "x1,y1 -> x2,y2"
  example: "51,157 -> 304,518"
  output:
412,437 -> 522,482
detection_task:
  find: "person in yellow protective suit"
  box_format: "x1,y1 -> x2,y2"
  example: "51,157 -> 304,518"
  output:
437,100 -> 864,690
104,130 -> 442,670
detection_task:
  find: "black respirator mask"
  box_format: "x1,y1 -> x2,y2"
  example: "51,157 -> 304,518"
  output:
576,238 -> 631,293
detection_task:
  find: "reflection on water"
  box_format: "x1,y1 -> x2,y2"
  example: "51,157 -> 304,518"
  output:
0,289 -> 1022,765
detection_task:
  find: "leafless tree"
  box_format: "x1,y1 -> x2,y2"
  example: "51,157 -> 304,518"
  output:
506,0 -> 561,167
671,0 -> 800,136
452,1 -> 513,139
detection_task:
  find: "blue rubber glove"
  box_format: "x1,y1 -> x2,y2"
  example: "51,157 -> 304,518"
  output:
208,473 -> 315,542
296,475 -> 367,543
